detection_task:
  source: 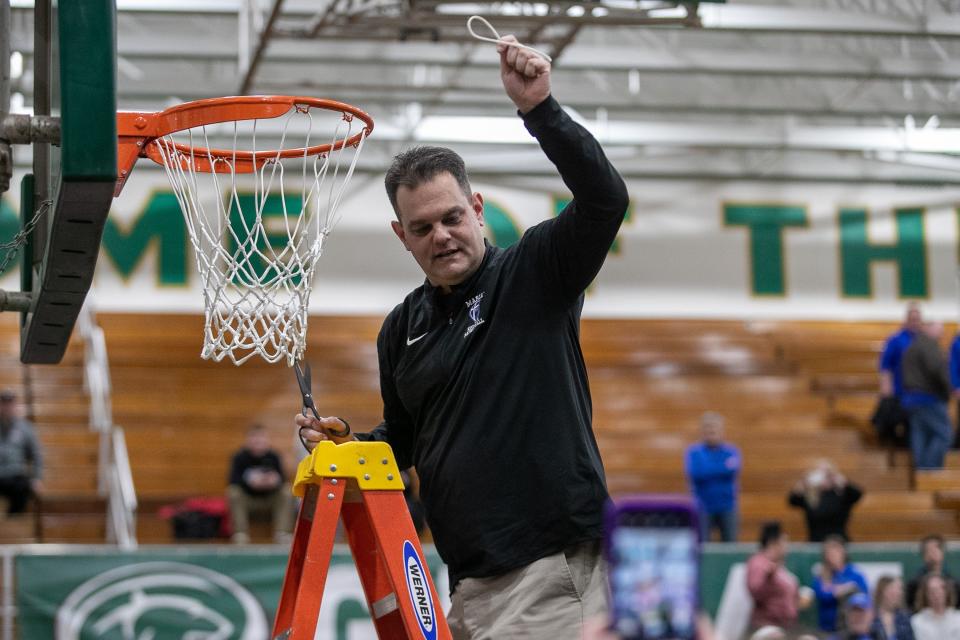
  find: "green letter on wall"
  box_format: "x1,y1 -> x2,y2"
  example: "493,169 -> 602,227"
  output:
723,204 -> 808,296
102,192 -> 188,285
483,200 -> 522,248
839,207 -> 926,298
0,199 -> 18,245
228,193 -> 304,285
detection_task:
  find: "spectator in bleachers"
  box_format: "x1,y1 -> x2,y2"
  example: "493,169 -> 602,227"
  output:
227,424 -> 294,544
902,322 -> 953,470
871,575 -> 915,640
951,331 -> 960,448
830,592 -> 880,640
880,304 -> 922,400
910,574 -> 960,639
813,535 -> 869,633
874,305 -> 922,446
747,521 -> 809,631
906,534 -> 958,613
0,389 -> 43,515
788,459 -> 863,542
684,411 -> 741,542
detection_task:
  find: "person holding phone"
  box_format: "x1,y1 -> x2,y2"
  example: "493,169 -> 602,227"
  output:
788,459 -> 863,542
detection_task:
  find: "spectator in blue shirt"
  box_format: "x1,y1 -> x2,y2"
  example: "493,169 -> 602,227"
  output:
902,322 -> 952,470
874,305 -> 922,447
684,411 -> 740,542
949,332 -> 960,448
880,304 -> 922,399
814,535 -> 870,632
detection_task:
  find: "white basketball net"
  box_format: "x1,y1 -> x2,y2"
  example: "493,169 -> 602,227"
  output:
153,104 -> 368,366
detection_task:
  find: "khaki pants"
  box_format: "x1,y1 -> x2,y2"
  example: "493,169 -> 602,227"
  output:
226,484 -> 294,539
446,540 -> 608,639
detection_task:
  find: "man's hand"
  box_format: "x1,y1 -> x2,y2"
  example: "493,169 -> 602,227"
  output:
496,35 -> 551,114
295,413 -> 356,450
879,371 -> 894,397
253,470 -> 281,491
30,479 -> 43,495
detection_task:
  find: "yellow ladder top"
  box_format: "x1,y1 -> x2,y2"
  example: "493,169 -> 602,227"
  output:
293,440 -> 405,496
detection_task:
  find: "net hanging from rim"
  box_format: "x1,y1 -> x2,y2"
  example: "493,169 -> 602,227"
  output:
124,96 -> 373,366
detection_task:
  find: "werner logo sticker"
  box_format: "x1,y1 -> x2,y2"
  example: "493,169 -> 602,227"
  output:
403,540 -> 437,640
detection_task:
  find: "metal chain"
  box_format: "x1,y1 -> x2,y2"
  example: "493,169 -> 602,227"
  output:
0,199 -> 51,275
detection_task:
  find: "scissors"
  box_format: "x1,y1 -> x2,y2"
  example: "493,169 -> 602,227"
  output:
294,360 -> 350,440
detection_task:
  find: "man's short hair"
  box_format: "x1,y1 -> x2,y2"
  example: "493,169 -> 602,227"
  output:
824,534 -> 847,547
384,146 -> 472,219
759,521 -> 783,548
921,533 -> 946,552
823,534 -> 848,563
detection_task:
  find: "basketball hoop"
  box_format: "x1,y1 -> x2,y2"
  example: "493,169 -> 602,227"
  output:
115,96 -> 374,366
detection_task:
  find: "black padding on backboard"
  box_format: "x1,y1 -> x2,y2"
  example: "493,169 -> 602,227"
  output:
21,180 -> 114,364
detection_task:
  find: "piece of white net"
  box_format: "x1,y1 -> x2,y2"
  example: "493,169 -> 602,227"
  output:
153,104 -> 368,366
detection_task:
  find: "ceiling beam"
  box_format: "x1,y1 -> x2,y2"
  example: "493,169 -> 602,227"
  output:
697,4 -> 960,39
66,34 -> 960,83
15,1 -> 960,40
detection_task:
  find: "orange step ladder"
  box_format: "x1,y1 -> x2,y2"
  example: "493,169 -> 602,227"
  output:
273,440 -> 452,640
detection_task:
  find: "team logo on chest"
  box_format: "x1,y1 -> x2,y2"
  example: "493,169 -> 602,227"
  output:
463,292 -> 485,337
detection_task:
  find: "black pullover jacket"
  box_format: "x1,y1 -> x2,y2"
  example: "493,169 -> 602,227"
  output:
357,95 -> 629,589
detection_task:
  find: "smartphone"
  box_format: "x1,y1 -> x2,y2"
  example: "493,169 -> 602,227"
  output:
605,496 -> 700,640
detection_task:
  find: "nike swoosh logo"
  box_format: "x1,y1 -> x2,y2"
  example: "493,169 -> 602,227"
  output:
406,332 -> 429,346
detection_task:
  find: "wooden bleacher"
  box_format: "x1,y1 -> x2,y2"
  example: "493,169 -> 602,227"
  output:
12,313 -> 947,543
0,313 -> 105,544
581,319 -> 955,541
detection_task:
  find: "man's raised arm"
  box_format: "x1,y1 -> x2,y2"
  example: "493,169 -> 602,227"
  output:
498,35 -> 627,219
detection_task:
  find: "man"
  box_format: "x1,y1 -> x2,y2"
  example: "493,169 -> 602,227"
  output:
684,411 -> 740,542
906,534 -> 958,612
874,304 -> 922,445
829,593 -> 880,640
296,35 -> 628,637
226,424 -> 293,544
901,322 -> 952,470
746,521 -> 809,631
880,304 -> 922,399
0,389 -> 43,515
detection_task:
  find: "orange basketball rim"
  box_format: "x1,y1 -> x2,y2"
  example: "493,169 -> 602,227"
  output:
114,95 -> 375,197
